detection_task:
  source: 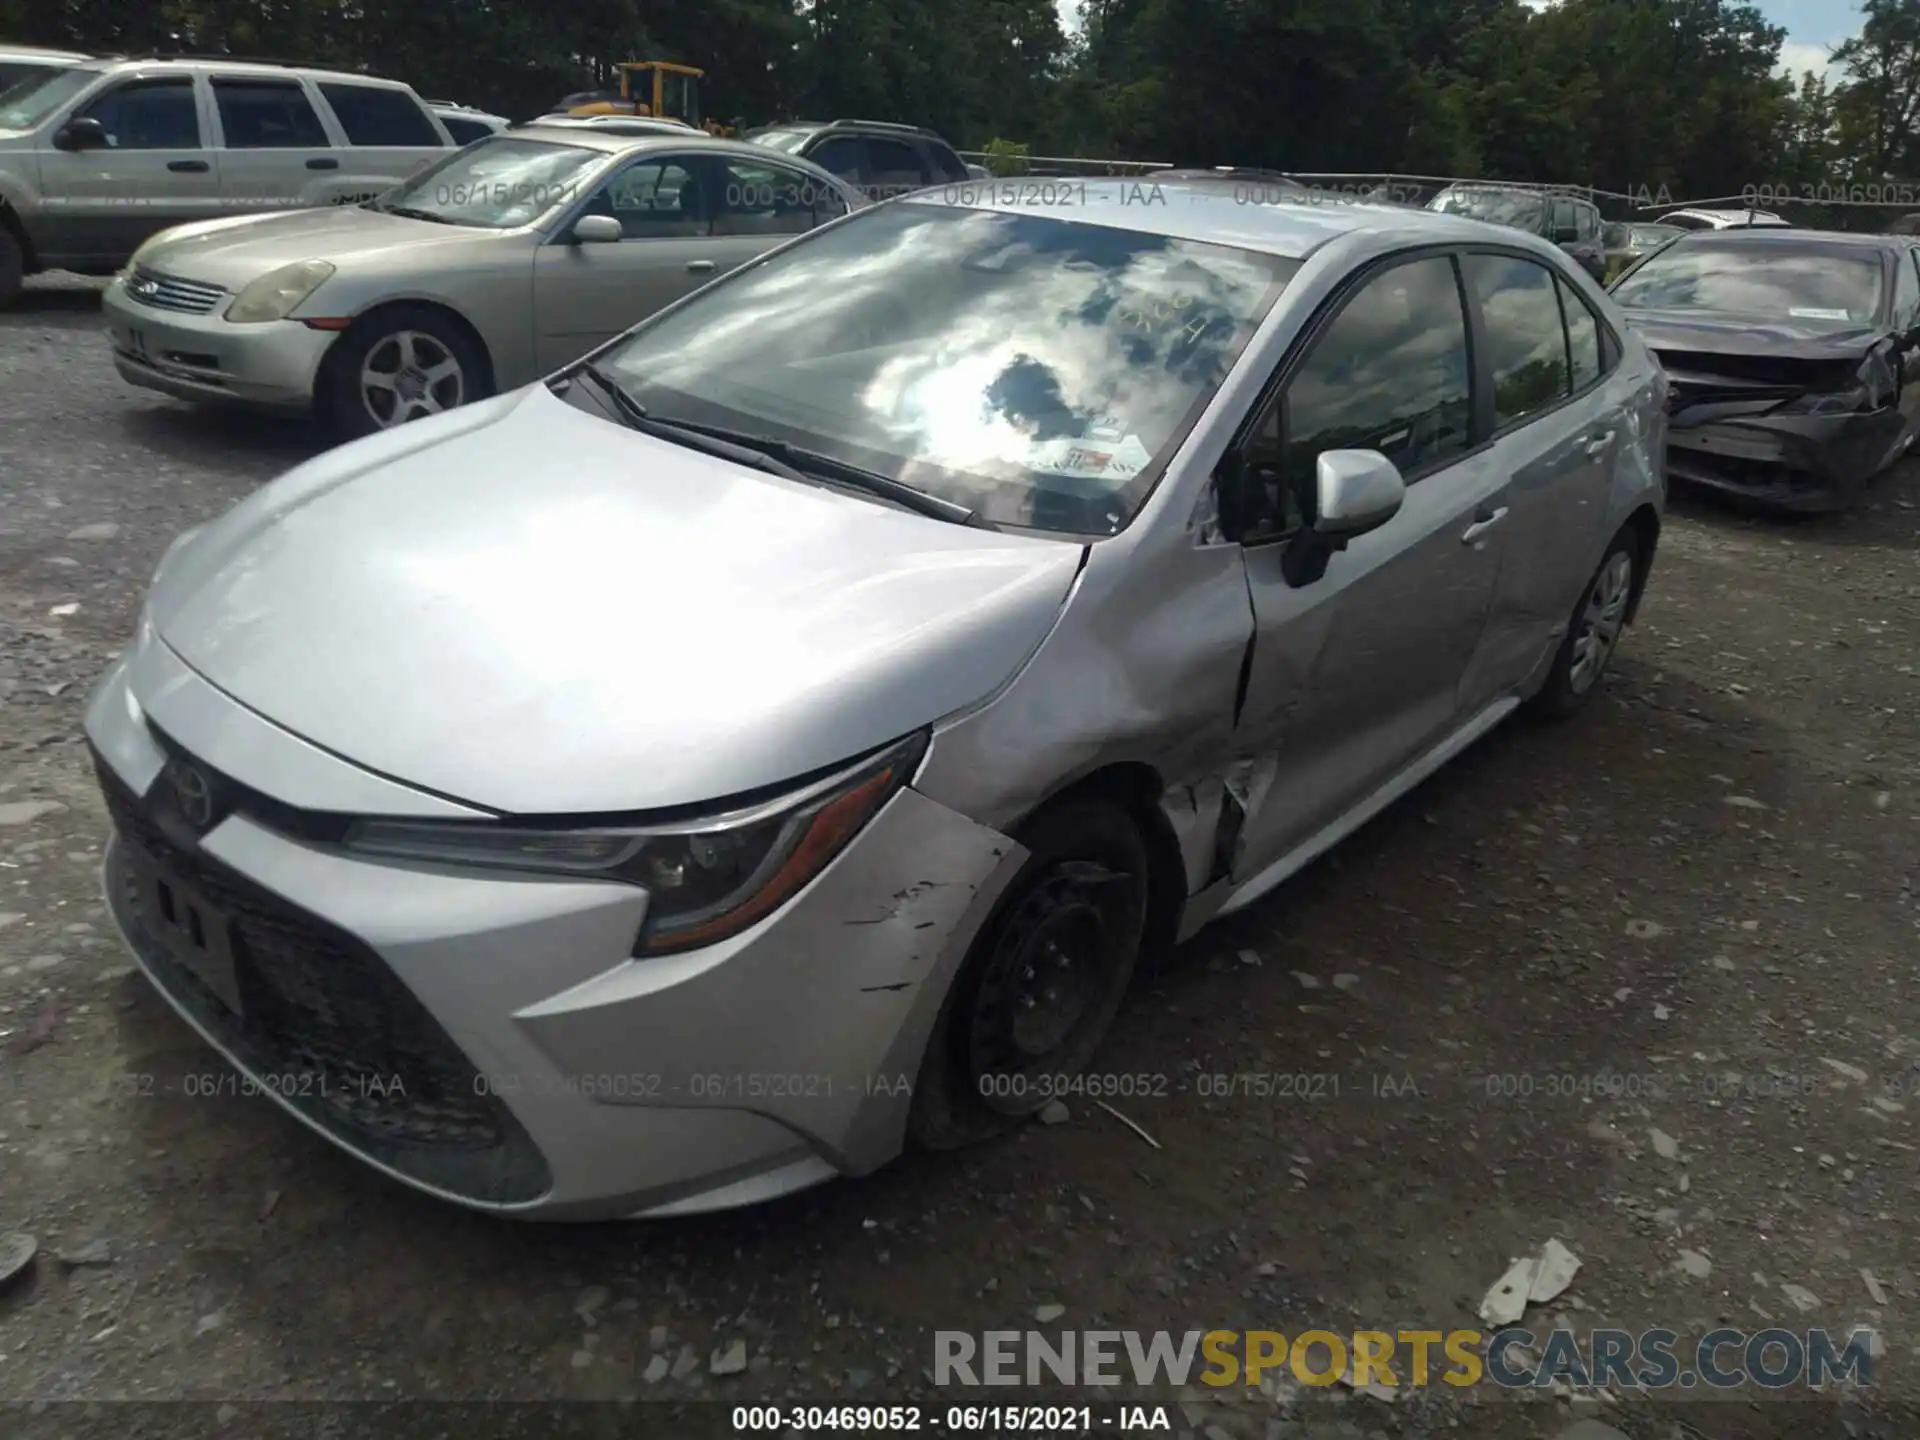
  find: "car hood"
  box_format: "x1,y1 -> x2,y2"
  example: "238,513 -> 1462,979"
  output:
1621,306 -> 1886,361
140,206 -> 505,289
147,384 -> 1086,816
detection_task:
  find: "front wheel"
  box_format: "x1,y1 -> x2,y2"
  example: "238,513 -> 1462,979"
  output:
325,306 -> 488,440
1530,529 -> 1641,718
907,800 -> 1150,1151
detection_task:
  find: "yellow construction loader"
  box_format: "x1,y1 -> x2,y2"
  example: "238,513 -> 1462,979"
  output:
550,62 -> 731,133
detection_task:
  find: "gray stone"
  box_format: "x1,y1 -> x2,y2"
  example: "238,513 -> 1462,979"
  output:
0,801 -> 65,827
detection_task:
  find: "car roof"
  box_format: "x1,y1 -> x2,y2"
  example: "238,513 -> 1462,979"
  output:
1655,207 -> 1789,225
0,44 -> 92,62
916,179 -> 1559,260
75,54 -> 419,87
503,123 -> 861,174
1664,226 -> 1904,251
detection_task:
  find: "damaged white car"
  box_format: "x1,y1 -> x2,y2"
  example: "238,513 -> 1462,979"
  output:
86,183 -> 1665,1218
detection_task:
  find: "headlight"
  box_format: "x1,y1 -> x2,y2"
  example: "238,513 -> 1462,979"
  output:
225,260 -> 336,324
340,731 -> 928,956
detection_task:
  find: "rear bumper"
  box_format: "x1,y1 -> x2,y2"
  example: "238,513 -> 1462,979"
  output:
1666,407 -> 1906,512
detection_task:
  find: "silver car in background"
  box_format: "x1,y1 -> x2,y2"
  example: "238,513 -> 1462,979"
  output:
101,125 -> 865,435
86,185 -> 1665,1219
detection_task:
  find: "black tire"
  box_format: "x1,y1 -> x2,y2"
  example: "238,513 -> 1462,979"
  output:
907,800 -> 1151,1151
1530,527 -> 1642,718
324,305 -> 489,440
0,223 -> 24,310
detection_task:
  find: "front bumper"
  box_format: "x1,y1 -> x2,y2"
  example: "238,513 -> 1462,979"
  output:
1665,405 -> 1907,513
83,646 -> 1024,1219
102,278 -> 335,413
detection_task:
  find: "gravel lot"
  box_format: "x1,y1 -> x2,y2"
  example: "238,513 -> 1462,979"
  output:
1,276 -> 1917,1440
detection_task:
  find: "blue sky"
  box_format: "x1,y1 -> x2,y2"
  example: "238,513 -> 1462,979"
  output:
1053,0 -> 1864,82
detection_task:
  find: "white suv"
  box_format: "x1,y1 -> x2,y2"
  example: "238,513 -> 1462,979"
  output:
0,55 -> 454,303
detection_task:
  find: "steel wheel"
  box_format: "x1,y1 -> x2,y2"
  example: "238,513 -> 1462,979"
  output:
359,329 -> 466,428
1567,548 -> 1634,695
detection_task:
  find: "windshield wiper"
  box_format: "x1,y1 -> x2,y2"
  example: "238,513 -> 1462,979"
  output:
636,413 -> 989,529
569,365 -> 810,484
374,203 -> 456,225
567,367 -> 989,528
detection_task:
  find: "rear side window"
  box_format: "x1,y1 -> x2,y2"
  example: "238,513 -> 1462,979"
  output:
1465,253 -> 1572,428
320,83 -> 440,146
441,115 -> 493,145
865,137 -> 928,199
1575,203 -> 1599,241
806,135 -> 862,181
1556,276 -> 1603,392
76,78 -> 201,149
213,79 -> 329,148
714,159 -> 819,238
927,140 -> 968,184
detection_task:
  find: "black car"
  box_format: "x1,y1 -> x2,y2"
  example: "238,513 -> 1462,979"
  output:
1427,183 -> 1607,281
1611,228 -> 1920,511
742,119 -> 970,202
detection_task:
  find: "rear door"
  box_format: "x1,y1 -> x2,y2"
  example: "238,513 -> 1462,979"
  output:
1890,246 -> 1920,428
1229,250 -> 1509,876
209,75 -> 338,211
35,72 -> 220,265
313,80 -> 451,203
703,153 -> 849,272
1461,251 -> 1624,704
532,150 -> 714,369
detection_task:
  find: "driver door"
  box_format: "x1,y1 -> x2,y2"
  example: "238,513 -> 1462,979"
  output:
532,151 -> 715,370
1227,251 -> 1510,879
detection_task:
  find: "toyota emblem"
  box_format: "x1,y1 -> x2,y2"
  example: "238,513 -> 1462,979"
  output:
167,760 -> 215,831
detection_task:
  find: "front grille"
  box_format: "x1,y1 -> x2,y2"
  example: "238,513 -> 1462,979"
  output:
94,752 -> 551,1205
126,266 -> 227,315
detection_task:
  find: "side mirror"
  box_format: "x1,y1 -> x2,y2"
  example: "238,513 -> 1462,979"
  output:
571,214 -> 623,244
1282,450 -> 1405,587
54,116 -> 108,151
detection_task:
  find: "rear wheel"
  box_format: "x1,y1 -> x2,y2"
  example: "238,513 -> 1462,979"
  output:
325,306 -> 488,440
907,800 -> 1150,1151
1530,529 -> 1641,718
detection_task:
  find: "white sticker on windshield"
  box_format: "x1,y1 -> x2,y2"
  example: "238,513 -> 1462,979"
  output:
1788,307 -> 1852,320
1028,433 -> 1153,480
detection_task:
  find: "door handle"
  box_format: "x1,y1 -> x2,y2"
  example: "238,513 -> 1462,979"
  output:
686,259 -> 716,273
1583,429 -> 1616,456
306,156 -> 339,170
1461,506 -> 1509,545
167,159 -> 209,173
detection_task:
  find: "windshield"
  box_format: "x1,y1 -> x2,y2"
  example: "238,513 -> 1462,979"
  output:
368,136 -> 607,228
1612,242 -> 1885,324
591,202 -> 1297,535
747,127 -> 814,155
0,62 -> 98,129
1429,188 -> 1546,230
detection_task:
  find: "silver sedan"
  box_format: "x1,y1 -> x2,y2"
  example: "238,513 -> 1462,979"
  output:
86,184 -> 1665,1219
100,126 -> 866,436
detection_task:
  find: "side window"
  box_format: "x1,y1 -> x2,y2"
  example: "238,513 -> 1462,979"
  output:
865,137 -> 928,200
1548,197 -> 1575,237
927,141 -> 969,184
441,116 -> 493,146
806,136 -> 863,182
1892,248 -> 1920,330
1237,255 -> 1472,542
76,78 -> 202,150
713,159 -> 821,237
1575,203 -> 1600,241
1556,276 -> 1603,393
212,79 -> 330,148
319,83 -> 440,147
1464,253 -> 1572,428
580,156 -> 707,238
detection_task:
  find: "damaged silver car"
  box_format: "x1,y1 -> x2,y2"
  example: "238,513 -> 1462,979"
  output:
86,185 -> 1665,1219
1612,227 -> 1920,510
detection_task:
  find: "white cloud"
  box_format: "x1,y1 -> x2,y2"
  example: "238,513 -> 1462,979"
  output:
1776,38 -> 1848,82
